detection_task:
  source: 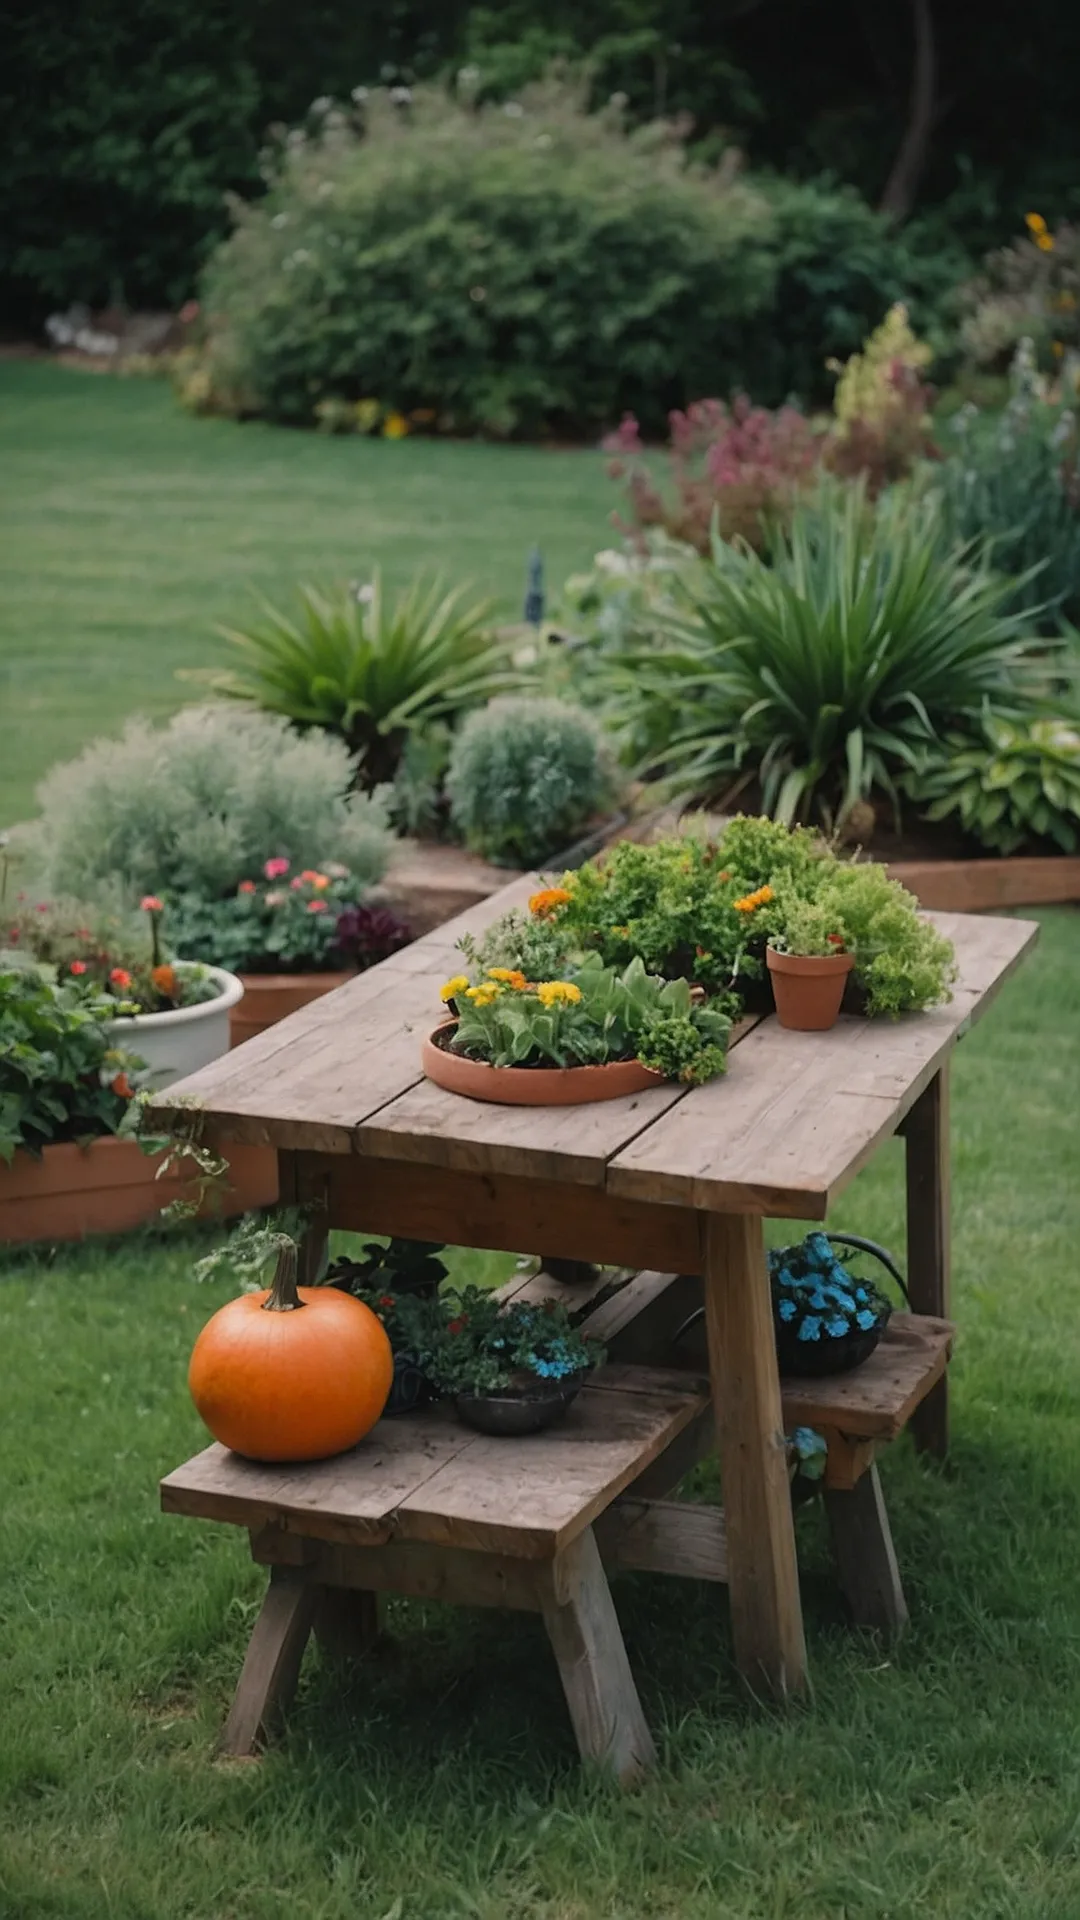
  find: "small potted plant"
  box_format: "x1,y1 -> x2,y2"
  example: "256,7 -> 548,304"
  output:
422,1287 -> 604,1435
425,949 -> 732,1106
326,1238 -> 448,1415
765,897 -> 854,1032
770,1232 -> 894,1377
167,862 -> 412,1045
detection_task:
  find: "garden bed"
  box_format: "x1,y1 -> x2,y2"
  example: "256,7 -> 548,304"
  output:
0,1137 -> 278,1246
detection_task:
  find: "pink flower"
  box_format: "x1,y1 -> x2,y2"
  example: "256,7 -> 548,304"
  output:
140,895 -> 164,913
264,857 -> 290,880
306,899 -> 328,914
290,876 -> 304,891
35,901 -> 50,913
238,879 -> 257,895
69,959 -> 88,975
178,299 -> 200,325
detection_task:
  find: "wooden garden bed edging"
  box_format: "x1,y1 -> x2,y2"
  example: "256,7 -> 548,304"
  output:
0,1136 -> 277,1245
886,856 -> 1080,912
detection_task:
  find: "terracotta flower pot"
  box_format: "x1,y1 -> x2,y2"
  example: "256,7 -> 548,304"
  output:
421,1024 -> 663,1107
0,1136 -> 278,1247
766,947 -> 855,1032
229,971 -> 354,1047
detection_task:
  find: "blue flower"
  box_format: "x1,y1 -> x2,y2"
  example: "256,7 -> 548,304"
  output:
808,1289 -> 829,1310
804,1232 -> 833,1268
825,1316 -> 850,1338
797,1316 -> 822,1341
855,1287 -> 868,1303
855,1308 -> 878,1332
778,1298 -> 797,1322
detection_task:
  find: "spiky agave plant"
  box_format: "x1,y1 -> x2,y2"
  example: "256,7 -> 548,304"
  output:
210,571 -> 515,786
599,480 -> 1047,829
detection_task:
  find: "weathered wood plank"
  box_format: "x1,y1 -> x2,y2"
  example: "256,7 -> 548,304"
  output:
779,1312 -> 954,1443
903,1070 -> 952,1457
824,1463 -> 909,1639
217,1566 -> 317,1757
703,1214 -> 807,1698
540,1528 -> 656,1786
596,1497 -> 728,1584
252,1533 -> 549,1612
607,913 -> 1037,1214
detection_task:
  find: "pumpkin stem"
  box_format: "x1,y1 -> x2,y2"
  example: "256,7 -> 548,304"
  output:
262,1239 -> 303,1312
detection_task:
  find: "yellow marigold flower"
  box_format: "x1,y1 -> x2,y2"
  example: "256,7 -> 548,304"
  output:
382,411 -> 409,439
732,884 -> 775,913
485,967 -> 529,989
465,982 -> 502,1006
1036,233 -> 1055,253
440,974 -> 469,1002
1026,211 -> 1048,234
529,886 -> 572,916
536,980 -> 582,1007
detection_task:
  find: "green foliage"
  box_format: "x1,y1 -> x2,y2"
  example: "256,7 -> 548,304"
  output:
23,705 -> 391,904
449,952 -> 731,1080
210,573 -> 506,785
909,712 -> 1080,855
457,906 -> 576,984
957,217 -> 1080,374
167,871 -> 411,974
197,80 -> 775,437
938,341 -> 1080,630
599,482 -> 1043,827
0,967 -> 142,1162
809,862 -> 958,1017
422,1287 -> 602,1396
766,893 -> 847,959
445,696 -> 614,866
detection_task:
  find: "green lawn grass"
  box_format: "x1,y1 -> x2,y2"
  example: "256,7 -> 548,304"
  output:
0,362 -> 615,829
2,909 -> 1079,1919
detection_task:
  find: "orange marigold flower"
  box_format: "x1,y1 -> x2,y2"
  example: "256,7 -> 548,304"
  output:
487,967 -> 528,988
111,1072 -> 133,1099
152,963 -> 178,998
529,886 -> 572,916
732,884 -> 775,913
1025,211 -> 1048,234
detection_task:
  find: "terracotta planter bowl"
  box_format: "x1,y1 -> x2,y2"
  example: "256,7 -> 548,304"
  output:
229,971 -> 354,1047
0,1136 -> 278,1247
421,1024 -> 663,1107
766,948 -> 855,1032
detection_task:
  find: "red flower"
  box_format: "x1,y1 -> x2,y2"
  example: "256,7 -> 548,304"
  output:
69,959 -> 88,975
378,1294 -> 396,1309
237,880 -> 256,895
109,967 -> 132,988
140,895 -> 164,913
111,1072 -> 133,1099
447,1317 -> 467,1335
826,933 -> 846,947
306,899 -> 328,914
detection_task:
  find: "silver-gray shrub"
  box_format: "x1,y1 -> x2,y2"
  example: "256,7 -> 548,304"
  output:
446,696 -> 615,866
27,705 -> 392,901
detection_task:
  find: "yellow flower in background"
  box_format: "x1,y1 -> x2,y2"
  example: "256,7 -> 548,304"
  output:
536,980 -> 582,1008
1025,212 -> 1048,235
354,398 -> 381,434
465,984 -> 500,1007
1036,234 -> 1055,253
440,974 -> 469,1002
732,884 -> 775,914
382,411 -> 409,439
487,967 -> 528,988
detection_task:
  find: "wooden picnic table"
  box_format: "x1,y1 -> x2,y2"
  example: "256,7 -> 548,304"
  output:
156,878 -> 1037,1780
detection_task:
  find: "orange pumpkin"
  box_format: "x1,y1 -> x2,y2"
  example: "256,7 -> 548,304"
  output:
188,1242 -> 393,1461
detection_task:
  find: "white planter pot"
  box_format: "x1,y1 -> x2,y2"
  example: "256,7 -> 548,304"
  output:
108,964 -> 244,1089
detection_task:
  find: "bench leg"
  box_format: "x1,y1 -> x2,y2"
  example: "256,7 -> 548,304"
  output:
904,1066 -> 951,1458
218,1566 -> 317,1757
825,1463 -> 909,1641
540,1528 -> 656,1787
703,1214 -> 808,1699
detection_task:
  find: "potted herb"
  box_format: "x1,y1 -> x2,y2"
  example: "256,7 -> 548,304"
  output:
326,1238 -> 448,1415
765,898 -> 854,1032
770,1232 -> 895,1377
167,862 -> 411,1045
422,1287 -> 604,1435
426,951 -> 732,1106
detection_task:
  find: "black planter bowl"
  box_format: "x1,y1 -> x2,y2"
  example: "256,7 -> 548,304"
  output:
775,1308 -> 890,1379
384,1350 -> 438,1417
454,1372 -> 587,1436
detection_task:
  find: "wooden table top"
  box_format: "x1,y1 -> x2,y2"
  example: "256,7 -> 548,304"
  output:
152,876 -> 1038,1217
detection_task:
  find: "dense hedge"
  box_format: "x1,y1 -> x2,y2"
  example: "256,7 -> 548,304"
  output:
196,86 -> 948,434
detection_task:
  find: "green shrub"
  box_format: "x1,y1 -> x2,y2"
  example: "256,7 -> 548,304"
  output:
599,481 -> 1043,828
196,81 -> 775,437
957,215 -> 1080,375
807,862 -> 957,1017
907,712 -> 1080,854
0,967 -> 142,1162
24,704 -> 391,904
209,573 -> 506,786
446,696 -> 614,866
937,341 -> 1080,631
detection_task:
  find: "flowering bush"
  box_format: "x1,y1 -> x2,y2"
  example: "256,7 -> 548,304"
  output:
421,1288 -> 602,1398
958,214 -> 1080,376
5,896 -> 221,1014
824,303 -> 938,494
0,967 -> 144,1162
167,861 -> 411,974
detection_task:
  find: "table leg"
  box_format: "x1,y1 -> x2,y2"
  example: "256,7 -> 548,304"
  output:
218,1565 -> 316,1757
314,1587 -> 383,1661
824,1463 -> 908,1640
903,1066 -> 951,1457
540,1528 -> 656,1787
703,1214 -> 807,1698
